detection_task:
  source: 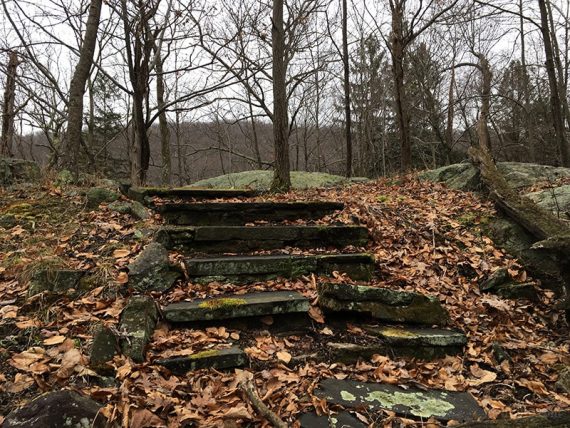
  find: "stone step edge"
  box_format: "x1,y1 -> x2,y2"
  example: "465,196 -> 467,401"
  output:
163,291 -> 310,323
184,253 -> 375,282
154,347 -> 247,374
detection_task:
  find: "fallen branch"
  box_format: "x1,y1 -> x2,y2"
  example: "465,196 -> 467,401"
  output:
240,379 -> 287,428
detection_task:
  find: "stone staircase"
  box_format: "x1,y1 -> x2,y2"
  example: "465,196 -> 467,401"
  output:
117,187 -> 485,425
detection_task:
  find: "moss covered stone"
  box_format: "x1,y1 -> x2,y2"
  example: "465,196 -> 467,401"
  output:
28,269 -> 86,297
85,187 -> 119,209
119,296 -> 158,362
0,158 -> 41,186
89,324 -> 118,375
155,347 -> 247,374
3,390 -> 107,428
163,291 -> 309,323
317,283 -> 449,325
315,379 -> 486,422
127,242 -> 182,293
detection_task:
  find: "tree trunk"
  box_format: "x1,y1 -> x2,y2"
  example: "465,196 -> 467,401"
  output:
342,0 -> 352,177
1,50 -> 18,157
61,0 -> 103,175
390,1 -> 411,172
475,53 -> 492,153
537,0 -> 570,166
156,54 -> 171,186
270,0 -> 291,192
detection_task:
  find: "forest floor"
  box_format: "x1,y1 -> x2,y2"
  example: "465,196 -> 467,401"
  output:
0,176 -> 568,427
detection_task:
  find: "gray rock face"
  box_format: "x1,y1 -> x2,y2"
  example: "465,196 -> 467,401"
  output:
90,324 -> 118,374
526,184 -> 570,217
127,243 -> 181,293
317,283 -> 449,325
28,269 -> 87,297
85,187 -> 119,209
314,379 -> 486,423
119,296 -> 159,362
3,390 -> 107,428
0,158 -> 40,186
421,162 -> 570,191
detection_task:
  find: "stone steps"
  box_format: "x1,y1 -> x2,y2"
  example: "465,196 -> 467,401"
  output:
314,379 -> 486,423
155,347 -> 247,374
156,225 -> 369,253
317,282 -> 449,325
185,253 -> 375,283
156,201 -> 345,225
163,291 -> 310,323
128,187 -> 257,205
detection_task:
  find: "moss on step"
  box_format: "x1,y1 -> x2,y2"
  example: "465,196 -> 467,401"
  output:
198,298 -> 247,309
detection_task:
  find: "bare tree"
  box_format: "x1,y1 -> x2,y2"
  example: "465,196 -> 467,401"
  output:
1,50 -> 19,157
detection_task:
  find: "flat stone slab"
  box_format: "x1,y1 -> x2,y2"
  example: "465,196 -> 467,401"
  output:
326,342 -> 387,364
318,283 -> 449,325
299,412 -> 367,428
157,201 -> 344,225
163,291 -> 310,323
315,379 -> 486,422
156,225 -> 369,253
365,325 -> 467,359
155,347 -> 247,374
185,253 -> 374,283
129,187 -> 257,204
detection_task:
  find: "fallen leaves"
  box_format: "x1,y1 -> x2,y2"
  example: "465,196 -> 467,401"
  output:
468,364 -> 497,386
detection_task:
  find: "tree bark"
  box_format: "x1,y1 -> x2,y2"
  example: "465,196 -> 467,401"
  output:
342,0 -> 352,177
270,0 -> 291,192
156,54 -> 171,186
390,0 -> 411,172
537,0 -> 570,166
60,0 -> 103,175
1,50 -> 19,157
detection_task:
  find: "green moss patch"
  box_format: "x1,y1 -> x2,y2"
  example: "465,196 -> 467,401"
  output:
198,298 -> 247,309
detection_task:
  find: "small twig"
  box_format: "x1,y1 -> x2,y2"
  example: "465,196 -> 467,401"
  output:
240,379 -> 287,428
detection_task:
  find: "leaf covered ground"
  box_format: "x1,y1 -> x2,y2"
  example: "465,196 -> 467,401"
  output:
0,176 -> 568,427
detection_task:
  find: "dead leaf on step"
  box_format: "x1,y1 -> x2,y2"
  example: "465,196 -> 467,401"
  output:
56,348 -> 84,379
276,351 -> 292,363
43,335 -> 66,346
223,405 -> 252,420
308,306 -> 325,323
113,248 -> 131,259
129,408 -> 165,428
5,373 -> 34,393
467,364 -> 497,386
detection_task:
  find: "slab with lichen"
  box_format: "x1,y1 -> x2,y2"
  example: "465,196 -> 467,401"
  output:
155,347 -> 247,374
314,379 -> 486,422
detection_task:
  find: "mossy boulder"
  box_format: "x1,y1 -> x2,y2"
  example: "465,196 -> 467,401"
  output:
3,390 -> 107,428
119,296 -> 159,362
420,162 -> 570,191
317,283 -> 449,325
108,200 -> 149,220
127,243 -> 182,293
526,184 -> 570,216
189,170 -> 368,191
28,269 -> 89,297
0,158 -> 41,186
85,187 -> 119,209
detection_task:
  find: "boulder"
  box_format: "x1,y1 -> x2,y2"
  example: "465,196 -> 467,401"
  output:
108,200 -> 149,220
421,162 -> 570,191
85,187 -> 119,209
0,158 -> 41,186
526,185 -> 570,217
119,296 -> 159,362
127,243 -> 182,293
28,269 -> 88,297
556,366 -> 570,394
317,283 -> 449,325
3,390 -> 107,428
